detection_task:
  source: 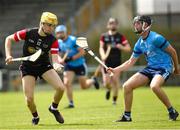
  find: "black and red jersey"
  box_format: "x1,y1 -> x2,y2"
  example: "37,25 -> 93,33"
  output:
100,32 -> 128,67
14,28 -> 58,65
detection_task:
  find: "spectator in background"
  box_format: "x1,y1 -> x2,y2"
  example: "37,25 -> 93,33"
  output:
99,18 -> 131,105
55,25 -> 99,108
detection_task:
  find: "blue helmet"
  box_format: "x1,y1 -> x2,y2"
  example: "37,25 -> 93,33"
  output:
55,25 -> 67,33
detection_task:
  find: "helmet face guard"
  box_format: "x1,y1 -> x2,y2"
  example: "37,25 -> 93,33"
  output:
133,15 -> 152,34
40,12 -> 58,26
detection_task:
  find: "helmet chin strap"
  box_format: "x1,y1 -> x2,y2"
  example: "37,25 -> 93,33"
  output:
134,28 -> 142,34
135,22 -> 151,35
142,22 -> 151,32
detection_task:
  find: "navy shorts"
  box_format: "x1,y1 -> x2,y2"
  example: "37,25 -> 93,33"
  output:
64,64 -> 87,76
139,66 -> 171,81
19,63 -> 53,79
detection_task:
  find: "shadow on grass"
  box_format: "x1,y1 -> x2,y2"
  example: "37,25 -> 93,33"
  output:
39,123 -> 101,127
61,104 -> 116,110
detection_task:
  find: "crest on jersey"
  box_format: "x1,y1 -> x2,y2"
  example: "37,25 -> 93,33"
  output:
28,47 -> 36,54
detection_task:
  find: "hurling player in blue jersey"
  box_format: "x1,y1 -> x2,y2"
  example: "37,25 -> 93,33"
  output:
108,16 -> 180,122
55,25 -> 99,108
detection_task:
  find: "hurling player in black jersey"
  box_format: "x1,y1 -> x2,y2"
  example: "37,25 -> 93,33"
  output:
99,18 -> 131,105
5,12 -> 65,125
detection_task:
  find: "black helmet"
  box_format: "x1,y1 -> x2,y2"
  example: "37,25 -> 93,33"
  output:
133,15 -> 152,26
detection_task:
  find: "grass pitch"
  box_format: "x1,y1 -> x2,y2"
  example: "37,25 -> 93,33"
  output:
0,86 -> 180,129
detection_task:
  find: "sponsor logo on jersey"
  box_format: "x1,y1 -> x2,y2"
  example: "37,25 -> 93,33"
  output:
28,39 -> 34,43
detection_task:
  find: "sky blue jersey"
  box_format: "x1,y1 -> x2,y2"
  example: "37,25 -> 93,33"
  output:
132,31 -> 173,72
58,35 -> 85,67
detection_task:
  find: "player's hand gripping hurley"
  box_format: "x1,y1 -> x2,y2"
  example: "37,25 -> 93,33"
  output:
76,37 -> 113,76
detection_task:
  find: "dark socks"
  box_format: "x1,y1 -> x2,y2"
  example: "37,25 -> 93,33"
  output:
32,111 -> 38,118
113,96 -> 117,102
168,106 -> 174,113
52,102 -> 58,109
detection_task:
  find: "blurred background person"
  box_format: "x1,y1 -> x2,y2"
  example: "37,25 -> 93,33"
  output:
55,25 -> 99,108
99,18 -> 131,105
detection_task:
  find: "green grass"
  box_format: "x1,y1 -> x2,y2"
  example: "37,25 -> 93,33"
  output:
0,86 -> 180,129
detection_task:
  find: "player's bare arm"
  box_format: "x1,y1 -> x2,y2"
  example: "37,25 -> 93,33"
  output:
107,56 -> 137,74
165,45 -> 180,75
104,45 -> 111,60
52,54 -> 64,72
52,53 -> 59,63
116,42 -> 131,52
113,56 -> 138,73
5,34 -> 16,64
99,41 -> 107,61
57,52 -> 64,63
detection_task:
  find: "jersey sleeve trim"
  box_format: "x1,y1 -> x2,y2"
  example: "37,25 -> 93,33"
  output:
159,40 -> 167,49
99,35 -> 105,46
51,48 -> 59,51
14,29 -> 26,42
132,46 -> 142,58
121,35 -> 128,45
50,40 -> 59,54
17,31 -> 22,40
133,50 -> 142,54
